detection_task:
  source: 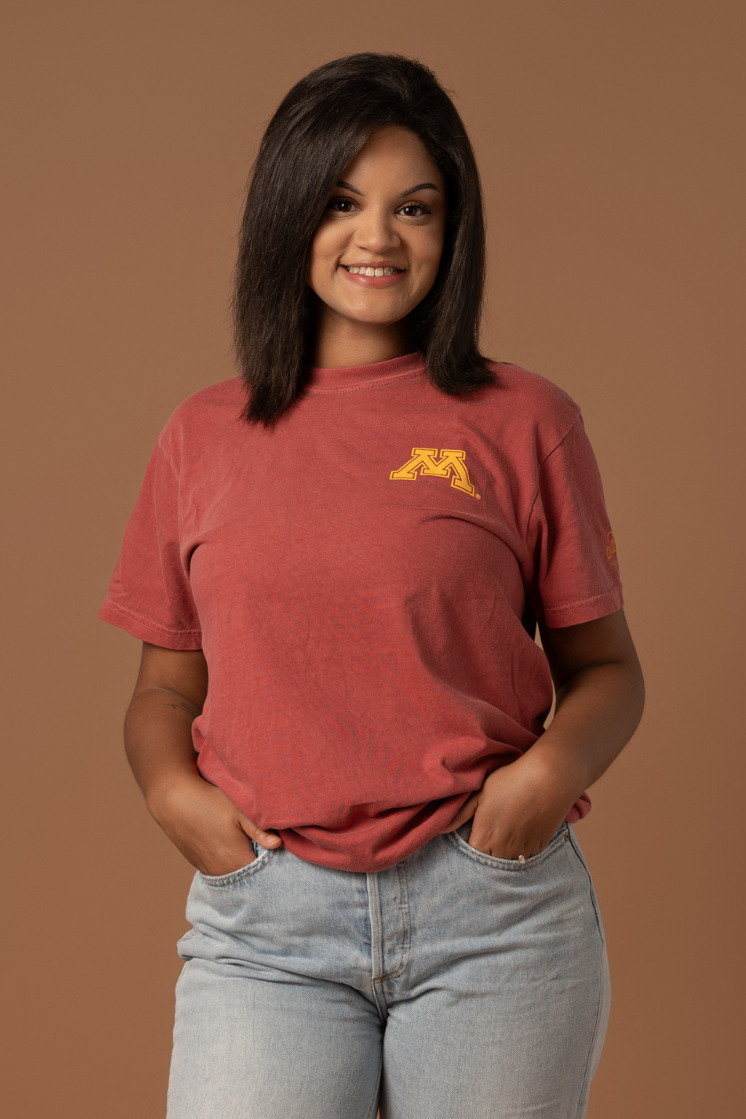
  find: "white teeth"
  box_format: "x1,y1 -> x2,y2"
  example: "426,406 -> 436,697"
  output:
346,266 -> 399,276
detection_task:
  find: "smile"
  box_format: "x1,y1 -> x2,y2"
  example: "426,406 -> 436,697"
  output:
340,264 -> 406,289
343,265 -> 403,276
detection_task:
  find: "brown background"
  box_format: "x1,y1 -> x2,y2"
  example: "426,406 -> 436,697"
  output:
2,2 -> 744,1116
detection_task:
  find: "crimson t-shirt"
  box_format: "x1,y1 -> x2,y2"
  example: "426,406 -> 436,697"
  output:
99,353 -> 623,871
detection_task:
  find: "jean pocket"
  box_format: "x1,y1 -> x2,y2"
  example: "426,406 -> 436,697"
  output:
448,821 -> 570,871
197,843 -> 276,888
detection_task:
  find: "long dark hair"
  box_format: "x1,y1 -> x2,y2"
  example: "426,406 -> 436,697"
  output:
233,52 -> 493,426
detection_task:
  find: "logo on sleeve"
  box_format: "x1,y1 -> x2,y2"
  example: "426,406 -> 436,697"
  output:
390,448 -> 480,499
606,531 -> 618,567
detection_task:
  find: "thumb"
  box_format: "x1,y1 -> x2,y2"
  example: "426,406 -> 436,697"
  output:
439,791 -> 480,834
237,813 -> 283,847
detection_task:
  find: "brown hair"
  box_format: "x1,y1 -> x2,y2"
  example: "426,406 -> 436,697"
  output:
233,52 -> 493,426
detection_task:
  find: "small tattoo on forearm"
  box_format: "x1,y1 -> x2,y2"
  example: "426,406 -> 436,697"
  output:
164,700 -> 200,718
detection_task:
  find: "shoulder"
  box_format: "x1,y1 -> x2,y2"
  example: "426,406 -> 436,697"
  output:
163,376 -> 245,429
481,360 -> 582,459
485,360 -> 580,424
156,377 -> 246,466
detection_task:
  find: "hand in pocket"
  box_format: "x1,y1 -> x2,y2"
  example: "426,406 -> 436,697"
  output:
149,775 -> 282,877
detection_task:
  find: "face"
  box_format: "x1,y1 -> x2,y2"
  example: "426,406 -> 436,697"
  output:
307,126 -> 447,335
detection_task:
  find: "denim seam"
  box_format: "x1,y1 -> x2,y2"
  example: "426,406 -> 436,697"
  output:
574,944 -> 606,1118
365,1052 -> 384,1119
566,827 -> 605,945
366,872 -> 389,1020
376,863 -> 412,982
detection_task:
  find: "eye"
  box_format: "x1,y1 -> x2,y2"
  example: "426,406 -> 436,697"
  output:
327,196 -> 358,213
398,201 -> 433,218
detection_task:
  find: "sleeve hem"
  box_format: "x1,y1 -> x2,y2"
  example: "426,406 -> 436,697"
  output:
98,599 -> 203,650
541,586 -> 624,628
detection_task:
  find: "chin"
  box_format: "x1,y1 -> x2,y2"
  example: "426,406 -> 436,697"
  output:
349,313 -> 408,328
340,301 -> 410,324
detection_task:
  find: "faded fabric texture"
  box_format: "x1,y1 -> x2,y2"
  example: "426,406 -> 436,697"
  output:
100,354 -> 623,871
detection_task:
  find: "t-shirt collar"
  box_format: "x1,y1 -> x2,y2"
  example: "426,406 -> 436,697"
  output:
306,351 -> 425,392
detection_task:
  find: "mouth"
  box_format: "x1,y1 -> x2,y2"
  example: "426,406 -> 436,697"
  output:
339,263 -> 406,289
341,264 -> 405,277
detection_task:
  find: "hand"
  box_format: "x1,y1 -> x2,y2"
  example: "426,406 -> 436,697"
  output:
439,751 -> 579,860
147,774 -> 283,877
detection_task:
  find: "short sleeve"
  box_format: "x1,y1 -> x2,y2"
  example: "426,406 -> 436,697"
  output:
98,440 -> 202,649
524,415 -> 623,627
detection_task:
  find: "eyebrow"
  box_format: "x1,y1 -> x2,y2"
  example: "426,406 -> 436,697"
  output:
336,180 -> 441,197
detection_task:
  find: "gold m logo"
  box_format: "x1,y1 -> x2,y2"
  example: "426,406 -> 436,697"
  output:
390,448 -> 480,499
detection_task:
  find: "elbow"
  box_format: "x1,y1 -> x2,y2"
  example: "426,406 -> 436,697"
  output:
627,651 -> 646,732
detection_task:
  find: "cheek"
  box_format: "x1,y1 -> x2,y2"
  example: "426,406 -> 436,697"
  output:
308,223 -> 346,282
307,238 -> 324,291
414,227 -> 446,282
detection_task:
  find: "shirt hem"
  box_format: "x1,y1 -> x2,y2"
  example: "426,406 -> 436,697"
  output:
98,599 -> 203,649
542,586 -> 624,628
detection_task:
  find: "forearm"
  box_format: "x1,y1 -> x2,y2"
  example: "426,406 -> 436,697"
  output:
120,645 -> 275,873
444,610 -> 644,855
528,658 -> 645,801
124,687 -> 204,814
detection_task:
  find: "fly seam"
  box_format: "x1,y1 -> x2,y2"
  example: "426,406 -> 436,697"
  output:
376,863 -> 412,981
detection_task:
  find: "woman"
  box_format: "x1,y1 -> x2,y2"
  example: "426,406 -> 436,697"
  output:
100,53 -> 644,1119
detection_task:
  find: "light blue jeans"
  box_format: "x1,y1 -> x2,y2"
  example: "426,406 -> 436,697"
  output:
167,819 -> 610,1118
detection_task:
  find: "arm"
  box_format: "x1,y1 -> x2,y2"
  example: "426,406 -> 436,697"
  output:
441,607 -> 645,858
125,642 -> 282,876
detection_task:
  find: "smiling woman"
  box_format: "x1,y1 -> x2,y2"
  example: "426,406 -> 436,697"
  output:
99,51 -> 643,1119
232,52 -> 491,423
307,127 -> 447,366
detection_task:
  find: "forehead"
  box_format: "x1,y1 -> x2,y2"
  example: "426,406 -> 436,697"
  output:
340,127 -> 444,189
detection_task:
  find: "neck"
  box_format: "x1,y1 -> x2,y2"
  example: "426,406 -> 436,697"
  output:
310,305 -> 415,368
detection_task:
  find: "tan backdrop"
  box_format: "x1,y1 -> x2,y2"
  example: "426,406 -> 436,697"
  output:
3,2 -> 744,1116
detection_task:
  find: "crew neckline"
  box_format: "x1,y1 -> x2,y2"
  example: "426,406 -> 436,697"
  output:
306,351 -> 425,392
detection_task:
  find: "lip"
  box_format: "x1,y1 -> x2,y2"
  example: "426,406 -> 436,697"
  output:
340,262 -> 407,289
342,260 -> 404,270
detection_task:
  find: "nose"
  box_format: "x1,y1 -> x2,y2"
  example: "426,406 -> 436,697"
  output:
353,204 -> 401,255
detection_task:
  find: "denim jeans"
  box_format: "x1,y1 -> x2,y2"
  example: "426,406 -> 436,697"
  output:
166,819 -> 610,1118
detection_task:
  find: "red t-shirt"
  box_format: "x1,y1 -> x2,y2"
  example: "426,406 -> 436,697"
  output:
99,353 -> 623,871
